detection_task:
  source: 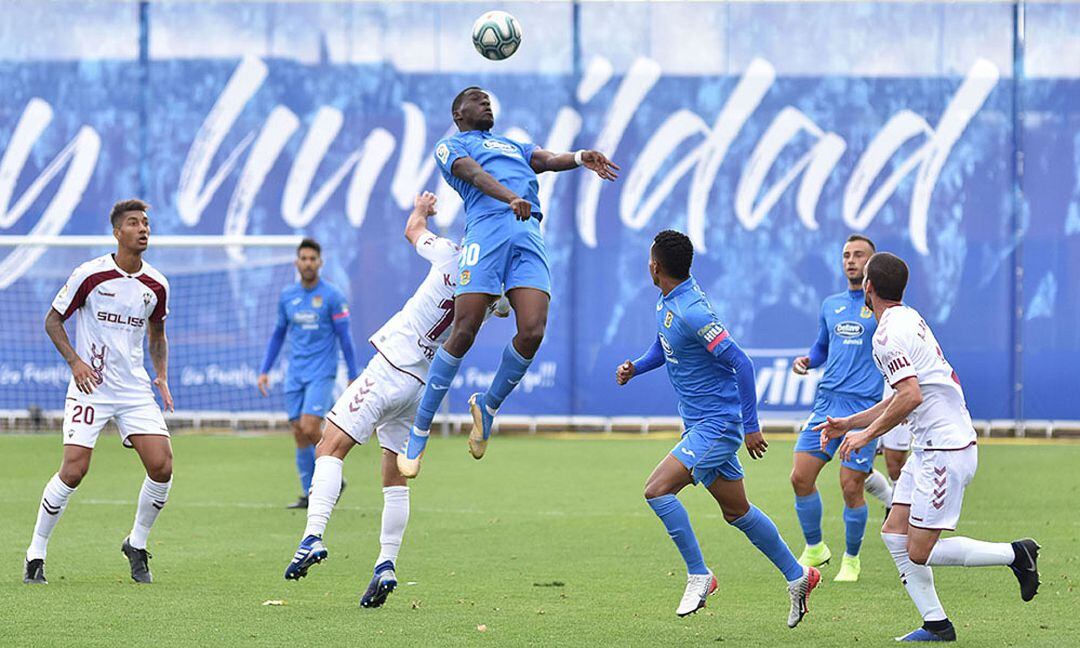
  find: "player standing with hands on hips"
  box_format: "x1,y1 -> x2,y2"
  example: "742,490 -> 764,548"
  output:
25,199 -> 173,585
816,252 -> 1041,642
398,86 -> 619,477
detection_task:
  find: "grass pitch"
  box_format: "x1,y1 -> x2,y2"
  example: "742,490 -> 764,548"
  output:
1,433 -> 1078,647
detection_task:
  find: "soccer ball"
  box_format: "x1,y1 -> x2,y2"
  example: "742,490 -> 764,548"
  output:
472,11 -> 522,61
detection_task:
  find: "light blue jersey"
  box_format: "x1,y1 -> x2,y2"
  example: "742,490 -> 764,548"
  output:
434,129 -> 550,296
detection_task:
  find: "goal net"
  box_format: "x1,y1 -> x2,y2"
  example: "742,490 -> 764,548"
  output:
0,235 -> 309,432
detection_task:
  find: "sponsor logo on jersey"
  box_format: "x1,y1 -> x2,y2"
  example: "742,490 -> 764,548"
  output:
659,333 -> 677,363
57,284 -> 69,300
887,355 -> 911,374
293,311 -> 318,326
312,295 -> 323,308
860,305 -> 873,319
697,322 -> 724,343
96,311 -> 145,328
98,289 -> 116,297
656,301 -> 663,311
664,311 -> 673,328
460,270 -> 471,286
482,139 -> 521,157
834,305 -> 846,314
435,142 -> 450,165
834,321 -> 864,338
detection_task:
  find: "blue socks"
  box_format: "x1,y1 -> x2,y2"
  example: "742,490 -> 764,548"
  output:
413,347 -> 463,432
647,495 -> 708,575
732,505 -> 805,582
844,504 -> 868,557
296,445 -> 316,494
484,342 -> 533,412
794,492 -> 823,545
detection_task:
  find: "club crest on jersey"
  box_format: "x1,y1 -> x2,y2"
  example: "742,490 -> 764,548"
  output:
143,291 -> 152,306
312,296 -> 323,308
861,305 -> 873,319
436,142 -> 450,165
664,311 -> 673,328
460,270 -> 471,286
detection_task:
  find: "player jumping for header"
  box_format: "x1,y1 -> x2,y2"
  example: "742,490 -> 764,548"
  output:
617,230 -> 820,627
789,234 -> 894,581
25,199 -> 173,585
398,86 -> 618,478
816,252 -> 1040,642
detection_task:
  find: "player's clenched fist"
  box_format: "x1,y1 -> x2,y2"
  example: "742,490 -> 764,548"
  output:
791,355 -> 810,375
509,197 -> 531,221
415,191 -> 438,216
615,360 -> 635,385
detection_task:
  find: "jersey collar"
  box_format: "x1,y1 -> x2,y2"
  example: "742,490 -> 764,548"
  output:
847,288 -> 865,299
663,276 -> 696,302
108,253 -> 144,278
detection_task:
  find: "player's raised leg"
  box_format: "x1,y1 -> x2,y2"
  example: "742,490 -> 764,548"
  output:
24,446 -> 90,584
469,286 -> 548,459
361,448 -> 410,608
705,456 -> 819,628
122,433 -> 173,584
790,451 -> 831,568
642,454 -> 715,617
286,421 -> 353,580
400,293 -> 490,477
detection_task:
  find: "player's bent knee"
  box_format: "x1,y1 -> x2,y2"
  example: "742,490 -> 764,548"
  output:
58,465 -> 88,487
316,425 -> 354,459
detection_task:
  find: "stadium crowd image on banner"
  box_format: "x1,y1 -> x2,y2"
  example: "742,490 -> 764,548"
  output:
1,1 -> 1077,646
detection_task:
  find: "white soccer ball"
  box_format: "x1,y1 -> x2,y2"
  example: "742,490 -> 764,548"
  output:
471,11 -> 522,61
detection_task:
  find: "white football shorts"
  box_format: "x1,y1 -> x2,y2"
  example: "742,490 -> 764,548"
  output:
892,444 -> 977,531
326,352 -> 423,455
881,421 -> 913,452
62,395 -> 169,449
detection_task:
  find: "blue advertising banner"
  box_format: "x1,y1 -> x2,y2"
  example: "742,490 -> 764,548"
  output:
0,2 -> 1076,421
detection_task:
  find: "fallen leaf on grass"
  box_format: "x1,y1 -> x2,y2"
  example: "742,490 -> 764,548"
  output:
262,600 -> 287,606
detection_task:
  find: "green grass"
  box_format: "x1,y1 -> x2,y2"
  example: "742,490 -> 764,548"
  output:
1,433 -> 1078,647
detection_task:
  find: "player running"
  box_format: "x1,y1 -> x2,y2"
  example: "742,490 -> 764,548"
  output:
398,86 -> 619,478
817,252 -> 1040,642
789,234 -> 893,582
284,193 -> 508,607
258,239 -> 358,509
617,230 -> 819,627
24,199 -> 173,585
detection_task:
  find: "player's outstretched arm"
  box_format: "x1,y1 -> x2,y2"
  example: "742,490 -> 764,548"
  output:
451,156 -> 532,221
148,319 -> 173,412
834,379 -> 922,461
616,336 -> 664,385
405,191 -> 439,246
530,149 -> 619,181
44,308 -> 97,395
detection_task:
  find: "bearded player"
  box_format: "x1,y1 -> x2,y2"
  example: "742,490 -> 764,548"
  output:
24,199 -> 173,585
789,234 -> 893,581
398,86 -> 619,477
617,230 -> 819,627
817,252 -> 1040,642
284,193 -> 508,607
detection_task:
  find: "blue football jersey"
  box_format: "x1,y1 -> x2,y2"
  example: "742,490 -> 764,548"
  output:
434,130 -> 541,222
277,280 -> 351,383
813,290 -> 882,399
656,277 -> 743,428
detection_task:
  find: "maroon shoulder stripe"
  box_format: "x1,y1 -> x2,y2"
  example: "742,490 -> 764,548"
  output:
138,274 -> 168,322
62,270 -> 123,320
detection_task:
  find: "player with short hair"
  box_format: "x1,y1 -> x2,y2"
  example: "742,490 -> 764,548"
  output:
817,252 -> 1040,642
617,230 -> 820,627
398,86 -> 619,478
24,199 -> 173,585
789,234 -> 892,581
284,193 -> 508,607
258,238 -> 358,508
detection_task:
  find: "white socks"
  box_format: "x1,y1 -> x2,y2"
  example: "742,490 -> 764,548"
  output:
26,474 -> 77,561
863,469 -> 893,507
376,486 -> 410,567
882,532 -> 947,622
927,536 -> 1014,567
304,456 -> 343,538
128,475 -> 172,550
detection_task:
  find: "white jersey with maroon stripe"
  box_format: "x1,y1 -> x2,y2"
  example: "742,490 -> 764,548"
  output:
368,231 -> 459,383
51,254 -> 169,404
872,305 -> 975,451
